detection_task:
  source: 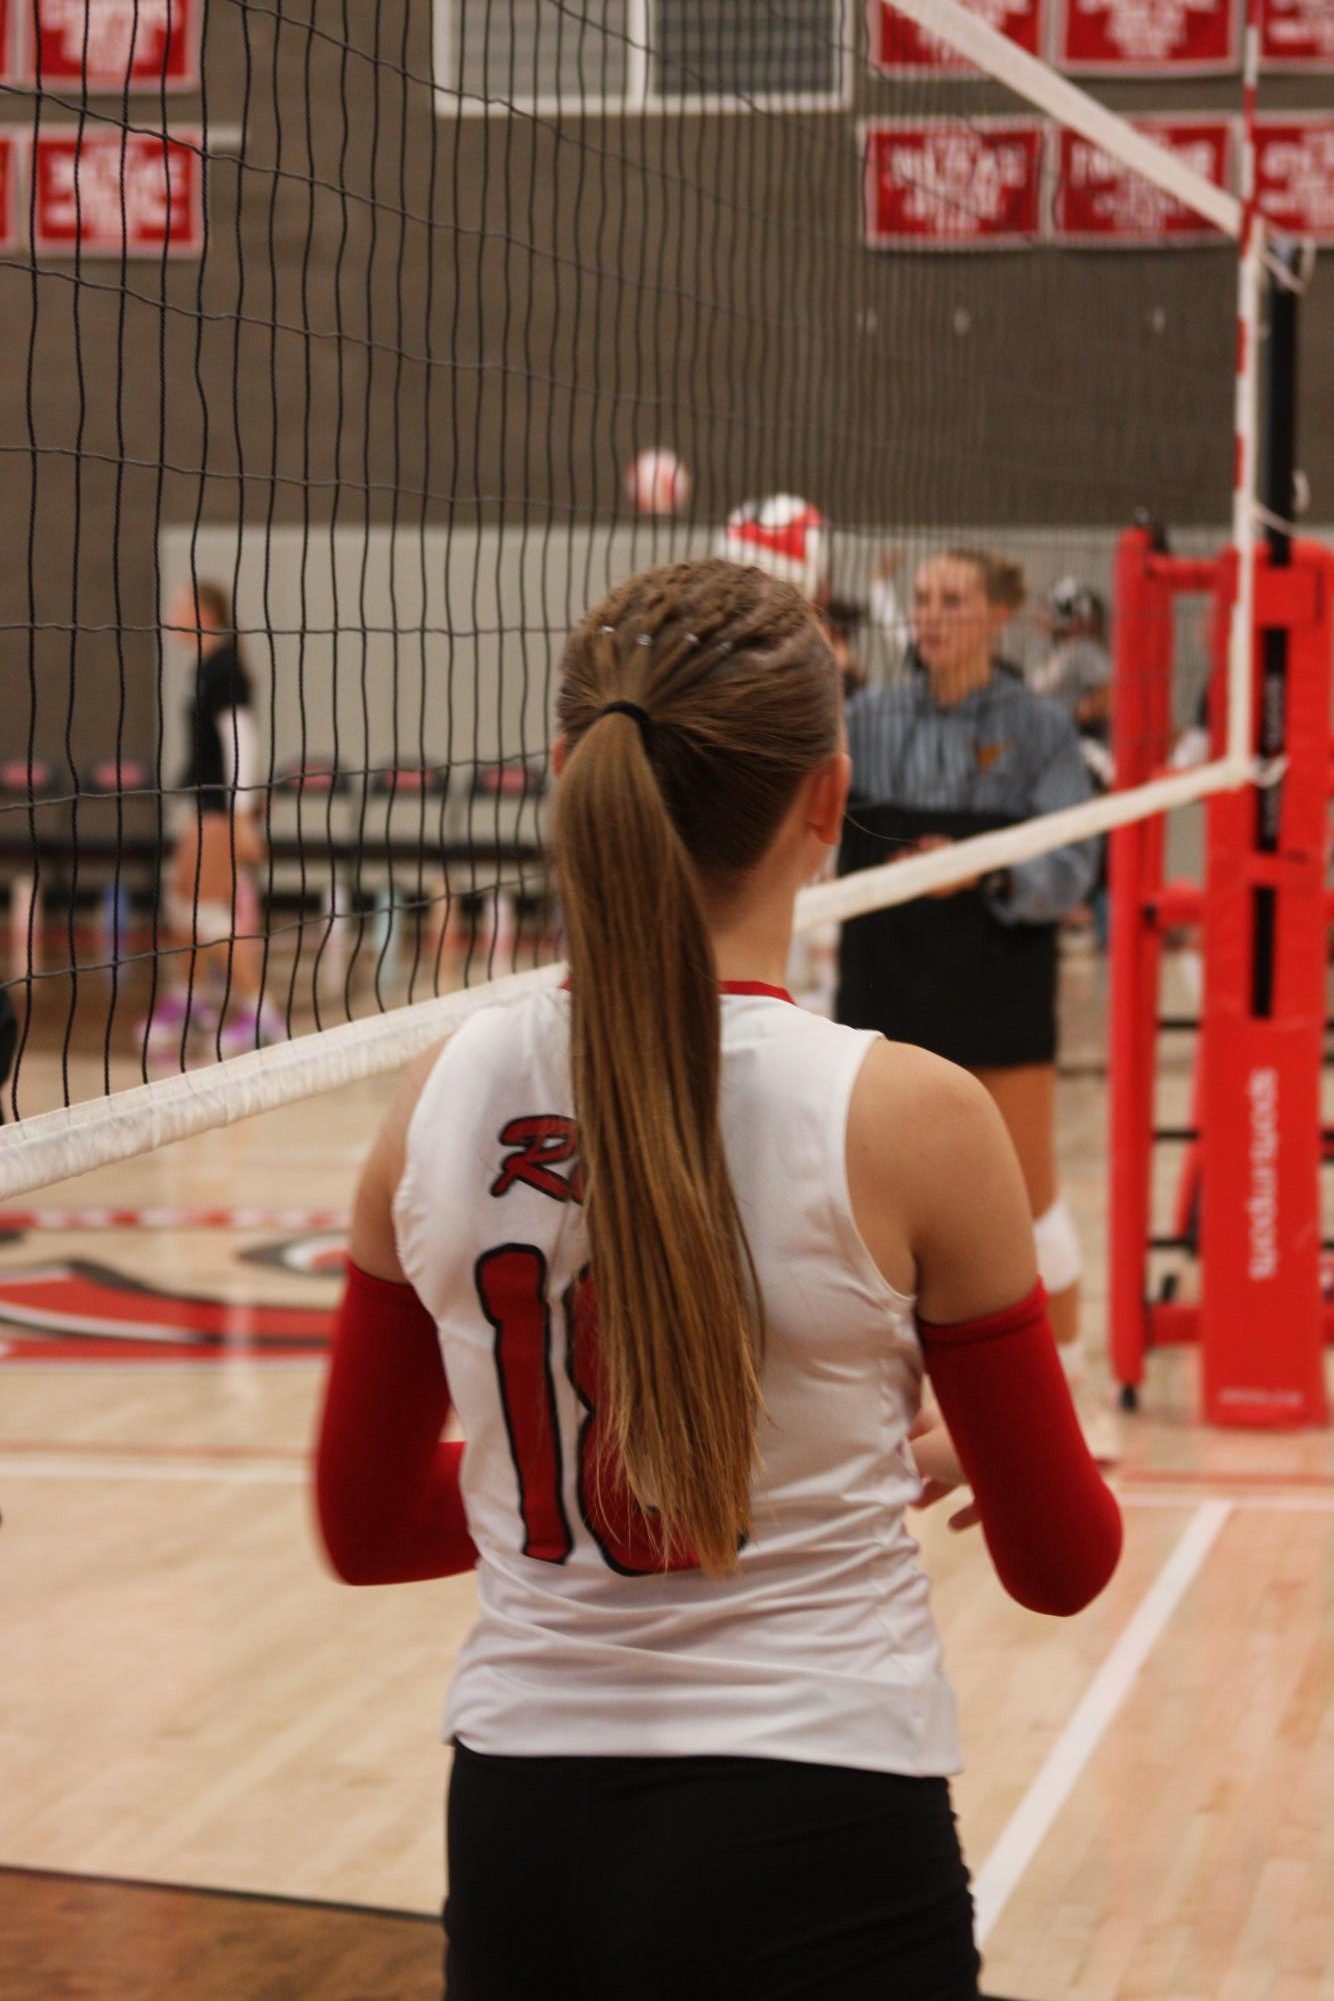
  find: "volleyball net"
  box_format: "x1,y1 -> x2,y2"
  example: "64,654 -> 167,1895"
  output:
0,0 -> 1286,1197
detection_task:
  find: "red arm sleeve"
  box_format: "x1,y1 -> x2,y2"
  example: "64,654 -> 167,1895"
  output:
918,1282 -> 1122,1617
314,1259 -> 477,1585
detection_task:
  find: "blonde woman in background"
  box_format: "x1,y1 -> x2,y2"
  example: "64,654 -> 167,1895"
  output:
839,548 -> 1113,1455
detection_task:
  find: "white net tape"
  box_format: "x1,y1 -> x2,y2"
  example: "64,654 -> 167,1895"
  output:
0,753 -> 1256,1200
0,963 -> 565,1199
803,753 -> 1253,929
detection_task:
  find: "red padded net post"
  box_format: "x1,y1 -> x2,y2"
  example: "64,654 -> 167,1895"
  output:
1199,543 -> 1333,1427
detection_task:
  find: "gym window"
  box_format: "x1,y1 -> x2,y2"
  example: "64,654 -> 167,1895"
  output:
437,1 -> 851,116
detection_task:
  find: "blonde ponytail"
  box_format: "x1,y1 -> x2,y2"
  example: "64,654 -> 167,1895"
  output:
554,562 -> 839,1575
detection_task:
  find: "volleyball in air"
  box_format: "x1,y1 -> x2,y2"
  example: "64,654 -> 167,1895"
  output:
717,494 -> 829,603
625,446 -> 690,516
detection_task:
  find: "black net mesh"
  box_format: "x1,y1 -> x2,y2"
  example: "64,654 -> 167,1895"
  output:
0,0 -> 1241,1123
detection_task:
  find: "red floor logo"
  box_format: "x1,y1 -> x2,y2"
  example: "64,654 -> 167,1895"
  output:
241,1233 -> 348,1278
0,1261 -> 332,1362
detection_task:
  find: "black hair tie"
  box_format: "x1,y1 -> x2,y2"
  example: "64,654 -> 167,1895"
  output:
594,700 -> 656,754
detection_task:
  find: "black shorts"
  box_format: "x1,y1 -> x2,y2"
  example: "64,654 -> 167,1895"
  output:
836,802 -> 1059,1071
444,1741 -> 981,2001
836,893 -> 1058,1071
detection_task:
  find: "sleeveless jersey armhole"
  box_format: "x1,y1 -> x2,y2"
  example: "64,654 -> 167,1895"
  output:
391,1033 -> 464,1305
826,1030 -> 917,1319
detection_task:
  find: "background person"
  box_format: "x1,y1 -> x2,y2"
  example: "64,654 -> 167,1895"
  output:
1031,576 -> 1113,784
139,581 -> 282,1058
868,543 -> 908,675
315,558 -> 1122,2001
838,548 -> 1108,1444
823,595 -> 869,699
1031,576 -> 1114,945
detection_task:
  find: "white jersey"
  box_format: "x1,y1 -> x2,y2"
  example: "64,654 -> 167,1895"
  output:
393,983 -> 960,1777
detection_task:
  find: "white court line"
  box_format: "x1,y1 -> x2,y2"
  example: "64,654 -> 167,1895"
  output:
972,1499 -> 1232,1946
1119,1487 -> 1334,1513
0,1453 -> 307,1485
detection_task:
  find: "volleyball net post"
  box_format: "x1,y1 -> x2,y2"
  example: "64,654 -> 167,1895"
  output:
1108,239 -> 1331,1427
1201,534 -> 1332,1424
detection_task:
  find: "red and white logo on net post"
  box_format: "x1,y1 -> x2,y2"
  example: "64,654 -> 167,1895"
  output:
862,121 -> 1044,250
1058,0 -> 1238,72
31,0 -> 196,89
870,0 -> 1044,74
32,128 -> 203,256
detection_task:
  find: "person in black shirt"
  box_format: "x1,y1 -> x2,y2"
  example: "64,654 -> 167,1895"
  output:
139,581 -> 281,1056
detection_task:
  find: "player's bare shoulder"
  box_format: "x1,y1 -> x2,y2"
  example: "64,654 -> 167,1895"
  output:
849,1036 -> 995,1175
850,1035 -> 1037,1318
846,1038 -> 1013,1296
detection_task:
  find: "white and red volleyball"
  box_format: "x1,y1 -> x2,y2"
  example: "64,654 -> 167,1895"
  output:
717,494 -> 829,603
625,446 -> 690,516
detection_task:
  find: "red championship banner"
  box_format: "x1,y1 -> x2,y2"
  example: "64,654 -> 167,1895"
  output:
1058,0 -> 1239,73
870,0 -> 1044,74
1260,0 -> 1334,68
31,0 -> 196,90
863,120 -> 1044,248
32,128 -> 203,256
1255,117 -> 1334,240
1052,116 -> 1234,243
0,132 -> 17,254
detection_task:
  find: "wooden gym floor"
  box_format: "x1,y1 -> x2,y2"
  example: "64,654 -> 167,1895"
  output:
2,945 -> 1333,2000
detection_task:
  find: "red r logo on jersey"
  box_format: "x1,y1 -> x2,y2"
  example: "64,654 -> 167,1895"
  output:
491,1115 -> 584,1204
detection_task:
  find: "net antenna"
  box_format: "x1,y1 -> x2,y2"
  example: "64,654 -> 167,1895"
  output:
0,1 -> 1281,1198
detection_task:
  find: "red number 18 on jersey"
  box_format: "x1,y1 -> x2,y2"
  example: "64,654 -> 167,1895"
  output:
475,1244 -> 699,1577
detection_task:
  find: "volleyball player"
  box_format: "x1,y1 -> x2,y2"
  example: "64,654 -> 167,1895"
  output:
315,559 -> 1122,2000
139,581 -> 281,1056
838,548 -> 1108,1442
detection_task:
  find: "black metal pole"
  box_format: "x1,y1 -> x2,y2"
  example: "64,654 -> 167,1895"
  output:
1250,238 -> 1303,1019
